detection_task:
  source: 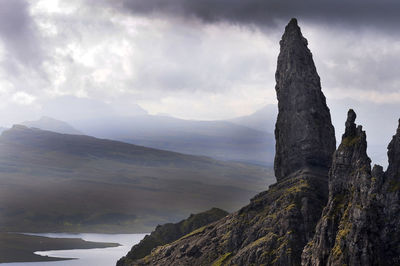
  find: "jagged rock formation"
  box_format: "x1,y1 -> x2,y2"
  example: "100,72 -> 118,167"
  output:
127,173 -> 328,266
302,111 -> 400,265
274,19 -> 336,182
122,18 -> 336,266
117,208 -> 228,265
382,120 -> 400,262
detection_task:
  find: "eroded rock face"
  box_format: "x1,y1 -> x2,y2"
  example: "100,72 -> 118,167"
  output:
121,18 -> 400,266
124,18 -> 335,266
130,173 -> 328,266
274,19 -> 336,182
302,111 -> 400,266
380,120 -> 400,263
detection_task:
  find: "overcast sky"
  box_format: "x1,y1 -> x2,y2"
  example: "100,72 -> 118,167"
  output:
0,0 -> 400,161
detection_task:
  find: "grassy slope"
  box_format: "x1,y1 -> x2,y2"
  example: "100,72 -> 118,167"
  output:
118,208 -> 228,264
0,233 -> 119,263
0,126 -> 274,233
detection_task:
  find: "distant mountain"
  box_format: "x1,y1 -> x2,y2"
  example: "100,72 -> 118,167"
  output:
67,115 -> 275,166
0,125 -> 273,233
21,116 -> 83,135
229,104 -> 277,133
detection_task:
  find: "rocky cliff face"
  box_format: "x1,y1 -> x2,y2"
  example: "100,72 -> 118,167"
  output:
274,19 -> 336,182
120,18 -> 400,266
117,208 -> 228,265
128,173 -> 328,265
302,111 -> 400,265
123,18 -> 336,266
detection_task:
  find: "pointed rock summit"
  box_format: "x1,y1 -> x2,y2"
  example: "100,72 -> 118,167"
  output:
119,18 -> 400,266
120,19 -> 337,266
274,18 -> 336,182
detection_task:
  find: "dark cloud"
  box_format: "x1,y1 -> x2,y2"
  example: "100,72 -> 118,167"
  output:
99,0 -> 400,29
0,0 -> 44,74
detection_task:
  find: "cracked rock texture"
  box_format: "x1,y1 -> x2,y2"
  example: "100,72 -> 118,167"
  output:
120,18 -> 400,266
122,18 -> 336,266
302,111 -> 400,265
274,19 -> 336,182
117,208 -> 228,265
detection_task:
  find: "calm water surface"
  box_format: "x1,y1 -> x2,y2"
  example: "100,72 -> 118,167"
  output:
2,233 -> 147,266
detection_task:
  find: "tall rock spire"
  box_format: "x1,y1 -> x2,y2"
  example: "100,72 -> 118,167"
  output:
274,18 -> 336,181
119,18 -> 400,266
123,19 -> 336,266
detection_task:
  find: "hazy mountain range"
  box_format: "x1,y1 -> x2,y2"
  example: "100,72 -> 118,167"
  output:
0,125 -> 273,233
14,98 -> 399,167
21,116 -> 83,135
7,98 -> 396,168
16,106 -> 276,166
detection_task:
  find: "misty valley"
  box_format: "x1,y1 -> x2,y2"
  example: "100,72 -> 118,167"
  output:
0,110 -> 275,264
1,0 -> 400,265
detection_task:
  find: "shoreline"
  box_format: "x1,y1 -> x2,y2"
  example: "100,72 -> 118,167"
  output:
0,232 -> 120,263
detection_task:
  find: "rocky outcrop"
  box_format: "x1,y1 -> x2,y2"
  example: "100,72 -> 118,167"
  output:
118,18 -> 400,266
117,208 -> 228,265
128,173 -> 328,265
122,18 -> 336,266
301,109 -> 374,265
274,19 -> 336,182
381,119 -> 400,263
302,111 -> 400,265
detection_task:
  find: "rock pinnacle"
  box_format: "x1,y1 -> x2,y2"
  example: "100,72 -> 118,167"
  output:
274,18 -> 336,182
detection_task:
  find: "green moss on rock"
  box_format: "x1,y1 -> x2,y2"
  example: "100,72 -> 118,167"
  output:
342,136 -> 361,147
117,208 -> 228,265
212,252 -> 232,266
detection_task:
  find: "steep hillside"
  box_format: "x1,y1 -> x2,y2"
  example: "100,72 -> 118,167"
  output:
123,18 -> 336,266
117,208 -> 228,265
0,125 -> 273,233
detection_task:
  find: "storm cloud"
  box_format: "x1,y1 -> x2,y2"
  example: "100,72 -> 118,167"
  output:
0,0 -> 398,145
0,0 -> 44,71
100,0 -> 400,30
